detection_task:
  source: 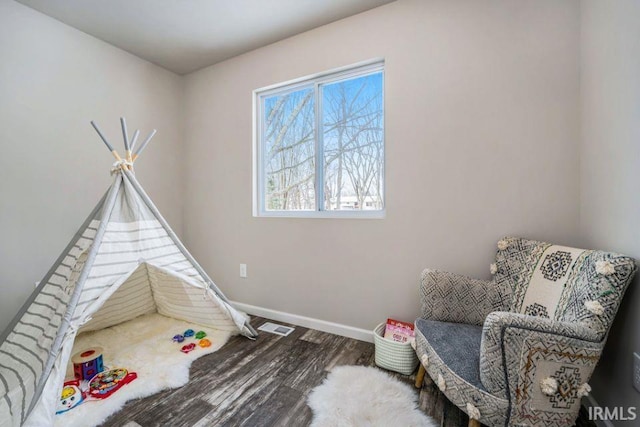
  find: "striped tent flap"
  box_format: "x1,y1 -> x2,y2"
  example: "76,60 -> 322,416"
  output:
0,215 -> 100,426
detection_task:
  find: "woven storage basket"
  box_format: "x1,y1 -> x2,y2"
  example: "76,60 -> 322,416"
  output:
373,322 -> 418,375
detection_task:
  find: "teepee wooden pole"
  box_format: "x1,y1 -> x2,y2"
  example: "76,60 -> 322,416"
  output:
120,117 -> 130,152
129,129 -> 140,152
91,120 -> 123,162
120,117 -> 133,169
132,129 -> 157,161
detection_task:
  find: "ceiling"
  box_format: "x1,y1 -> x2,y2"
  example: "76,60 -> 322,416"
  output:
16,0 -> 395,75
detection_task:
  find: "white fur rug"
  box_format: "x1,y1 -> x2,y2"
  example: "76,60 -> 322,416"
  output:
307,366 -> 437,427
55,313 -> 233,427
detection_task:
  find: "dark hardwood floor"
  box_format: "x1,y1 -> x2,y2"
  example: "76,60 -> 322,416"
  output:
101,317 -> 596,427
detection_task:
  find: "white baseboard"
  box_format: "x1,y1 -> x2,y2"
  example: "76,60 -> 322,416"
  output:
582,395 -> 615,427
231,301 -> 374,343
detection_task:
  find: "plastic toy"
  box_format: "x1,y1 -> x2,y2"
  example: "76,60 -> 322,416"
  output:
172,334 -> 185,343
56,379 -> 85,414
195,330 -> 206,339
72,347 -> 104,381
198,338 -> 212,348
180,343 -> 196,353
89,368 -> 137,399
183,329 -> 195,337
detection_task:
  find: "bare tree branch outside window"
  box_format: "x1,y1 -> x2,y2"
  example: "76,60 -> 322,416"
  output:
322,73 -> 383,210
259,65 -> 384,214
264,88 -> 316,210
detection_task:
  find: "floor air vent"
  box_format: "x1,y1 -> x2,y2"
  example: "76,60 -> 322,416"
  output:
258,322 -> 295,336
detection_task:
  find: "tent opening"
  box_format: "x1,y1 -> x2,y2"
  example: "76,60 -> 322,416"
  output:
78,262 -> 241,334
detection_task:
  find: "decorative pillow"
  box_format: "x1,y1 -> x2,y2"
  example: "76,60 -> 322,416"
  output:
492,237 -> 588,318
492,237 -> 548,312
557,251 -> 636,336
492,237 -> 637,339
517,245 -> 587,319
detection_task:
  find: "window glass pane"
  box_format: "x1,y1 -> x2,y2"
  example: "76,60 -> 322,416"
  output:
263,87 -> 316,211
322,72 -> 384,211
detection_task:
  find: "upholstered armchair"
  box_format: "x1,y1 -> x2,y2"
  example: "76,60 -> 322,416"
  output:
413,237 -> 636,427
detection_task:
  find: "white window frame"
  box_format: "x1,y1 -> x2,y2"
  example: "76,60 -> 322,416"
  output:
253,59 -> 385,219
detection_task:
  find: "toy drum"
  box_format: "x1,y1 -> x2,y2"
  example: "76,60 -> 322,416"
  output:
72,347 -> 104,381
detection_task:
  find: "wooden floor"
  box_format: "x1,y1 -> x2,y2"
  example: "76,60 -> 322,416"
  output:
101,317 -> 596,427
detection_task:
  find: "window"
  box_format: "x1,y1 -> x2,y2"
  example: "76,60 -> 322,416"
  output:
254,61 -> 384,218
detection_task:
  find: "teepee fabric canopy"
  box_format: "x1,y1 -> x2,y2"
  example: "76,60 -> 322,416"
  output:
0,119 -> 257,427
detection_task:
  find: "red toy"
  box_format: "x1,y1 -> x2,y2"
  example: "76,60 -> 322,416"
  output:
72,347 -> 104,381
88,368 -> 137,399
180,343 -> 196,353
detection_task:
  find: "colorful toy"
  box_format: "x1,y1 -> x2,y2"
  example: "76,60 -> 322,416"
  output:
56,379 -> 85,414
195,330 -> 206,339
172,334 -> 185,343
71,347 -> 104,381
183,329 -> 195,337
198,338 -> 212,348
180,343 -> 196,353
88,368 -> 137,399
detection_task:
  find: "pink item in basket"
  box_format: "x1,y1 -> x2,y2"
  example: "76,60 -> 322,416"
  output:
383,318 -> 415,343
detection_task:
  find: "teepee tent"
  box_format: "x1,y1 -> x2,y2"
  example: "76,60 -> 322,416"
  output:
0,119 -> 257,427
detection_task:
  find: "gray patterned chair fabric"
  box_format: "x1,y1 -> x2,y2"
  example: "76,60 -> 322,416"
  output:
414,237 -> 636,426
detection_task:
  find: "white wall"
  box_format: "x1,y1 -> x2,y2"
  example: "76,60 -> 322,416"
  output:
0,0 -> 184,330
580,0 -> 640,412
183,0 -> 581,330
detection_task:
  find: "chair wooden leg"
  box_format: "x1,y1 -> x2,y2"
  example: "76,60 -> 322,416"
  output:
415,364 -> 426,388
468,419 -> 481,427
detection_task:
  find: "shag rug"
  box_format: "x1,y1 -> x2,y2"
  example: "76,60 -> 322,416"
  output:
55,313 -> 233,427
307,366 -> 437,427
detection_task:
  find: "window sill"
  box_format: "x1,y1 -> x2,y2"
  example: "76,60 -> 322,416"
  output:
254,210 -> 386,219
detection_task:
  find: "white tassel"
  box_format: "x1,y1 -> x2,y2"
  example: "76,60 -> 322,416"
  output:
437,374 -> 446,391
490,263 -> 498,275
585,300 -> 604,316
466,403 -> 481,421
410,339 -> 416,351
497,239 -> 510,251
540,377 -> 558,396
421,354 -> 429,366
595,260 -> 615,275
578,383 -> 591,397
